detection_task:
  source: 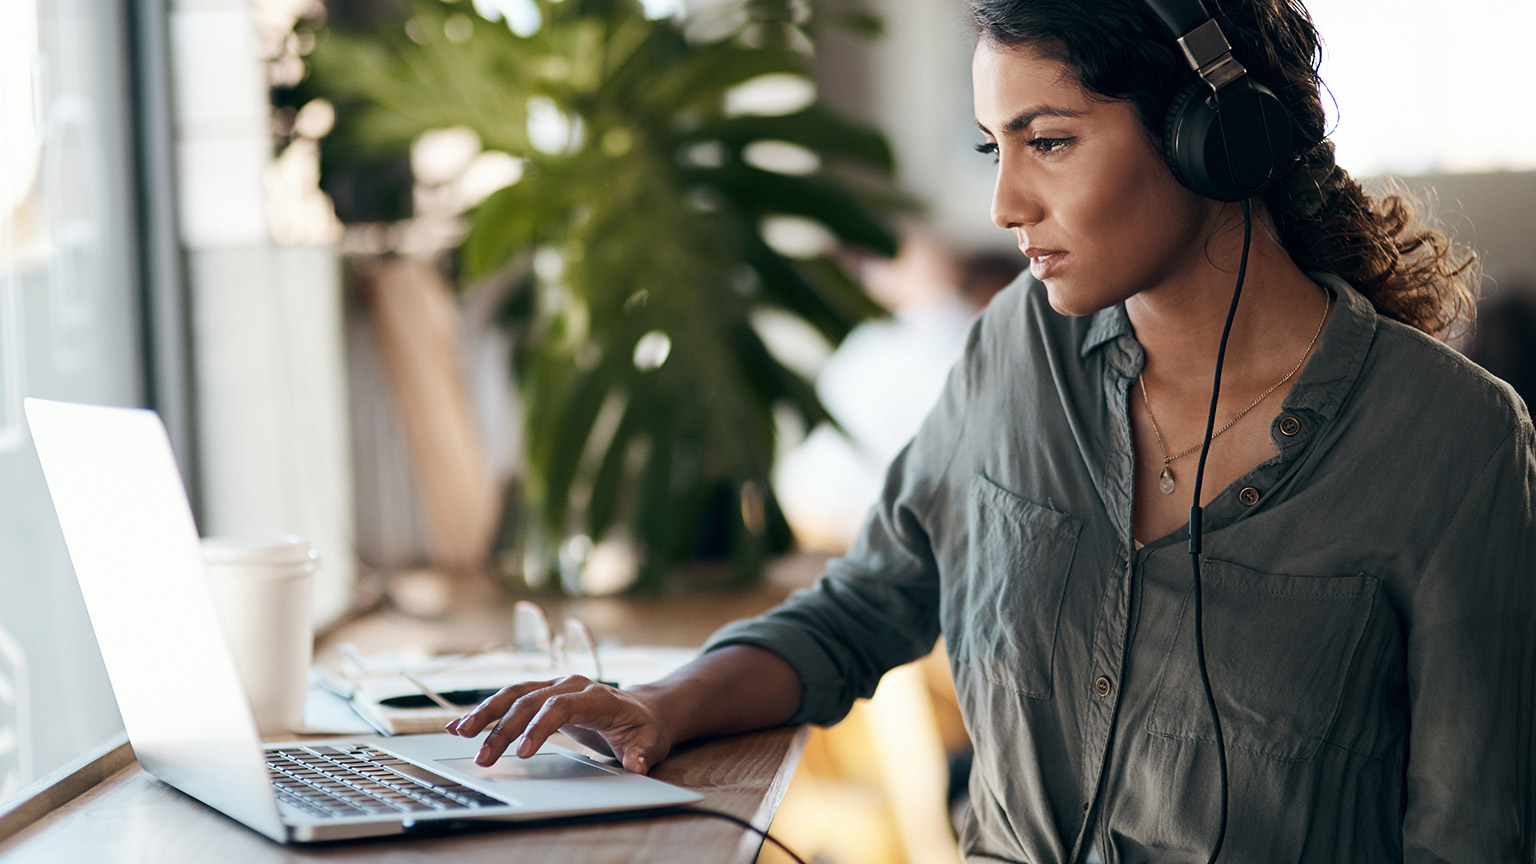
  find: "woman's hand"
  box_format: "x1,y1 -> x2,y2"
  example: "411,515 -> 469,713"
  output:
445,646 -> 801,776
444,676 -> 674,774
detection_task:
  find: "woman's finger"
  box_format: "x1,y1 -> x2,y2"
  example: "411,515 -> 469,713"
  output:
511,688 -> 606,758
445,678 -> 557,736
476,676 -> 599,765
513,684 -> 670,773
620,749 -> 651,775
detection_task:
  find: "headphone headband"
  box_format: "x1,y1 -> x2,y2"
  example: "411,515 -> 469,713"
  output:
1148,0 -> 1250,97
1143,0 -> 1212,38
1175,19 -> 1247,93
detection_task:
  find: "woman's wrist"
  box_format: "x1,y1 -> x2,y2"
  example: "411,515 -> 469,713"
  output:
625,679 -> 696,749
627,645 -> 802,746
628,657 -> 736,745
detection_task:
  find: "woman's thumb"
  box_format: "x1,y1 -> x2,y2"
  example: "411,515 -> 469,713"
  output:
620,748 -> 651,775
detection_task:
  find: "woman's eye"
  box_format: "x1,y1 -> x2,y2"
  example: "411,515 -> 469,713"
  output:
973,137 -> 1071,164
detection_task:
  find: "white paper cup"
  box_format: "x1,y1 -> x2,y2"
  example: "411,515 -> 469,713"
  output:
202,536 -> 318,735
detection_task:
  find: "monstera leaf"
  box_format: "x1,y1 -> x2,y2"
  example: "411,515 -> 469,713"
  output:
301,0 -> 903,591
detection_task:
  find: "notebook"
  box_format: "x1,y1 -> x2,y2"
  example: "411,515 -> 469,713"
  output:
24,398 -> 702,843
329,645 -> 698,735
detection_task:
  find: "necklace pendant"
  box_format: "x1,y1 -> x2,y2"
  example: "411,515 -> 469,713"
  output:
1158,465 -> 1176,495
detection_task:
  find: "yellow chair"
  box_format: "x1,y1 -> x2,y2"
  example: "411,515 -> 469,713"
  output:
761,644 -> 968,864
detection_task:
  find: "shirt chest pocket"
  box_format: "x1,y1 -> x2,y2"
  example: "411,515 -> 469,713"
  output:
1146,559 -> 1381,762
959,475 -> 1084,699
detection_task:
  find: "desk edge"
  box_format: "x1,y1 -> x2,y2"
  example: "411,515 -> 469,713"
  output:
0,735 -> 135,844
731,725 -> 810,864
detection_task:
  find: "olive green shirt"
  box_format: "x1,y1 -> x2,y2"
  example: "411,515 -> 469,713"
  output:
706,274 -> 1536,863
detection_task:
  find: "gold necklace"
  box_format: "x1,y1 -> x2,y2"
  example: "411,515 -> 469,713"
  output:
1139,294 -> 1330,495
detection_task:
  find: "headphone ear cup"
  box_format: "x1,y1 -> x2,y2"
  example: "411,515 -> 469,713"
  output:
1162,80 -> 1210,195
1163,79 -> 1294,202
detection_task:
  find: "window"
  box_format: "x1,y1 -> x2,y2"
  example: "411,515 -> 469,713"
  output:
0,0 -> 148,799
1309,0 -> 1536,175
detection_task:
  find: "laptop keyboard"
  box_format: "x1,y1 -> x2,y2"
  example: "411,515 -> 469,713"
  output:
265,744 -> 503,820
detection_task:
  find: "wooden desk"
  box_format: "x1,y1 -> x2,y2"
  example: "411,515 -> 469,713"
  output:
0,727 -> 806,864
0,556 -> 829,864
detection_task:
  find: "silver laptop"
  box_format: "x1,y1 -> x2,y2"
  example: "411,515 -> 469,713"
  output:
24,398 -> 701,843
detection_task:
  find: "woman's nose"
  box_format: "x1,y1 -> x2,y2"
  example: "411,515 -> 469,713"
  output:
990,162 -> 1044,230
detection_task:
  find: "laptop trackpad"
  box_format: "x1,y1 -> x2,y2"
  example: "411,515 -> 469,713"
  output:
437,754 -> 618,781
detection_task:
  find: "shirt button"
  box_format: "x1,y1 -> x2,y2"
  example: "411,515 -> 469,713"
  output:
1094,676 -> 1113,698
1239,486 -> 1261,506
1279,415 -> 1301,436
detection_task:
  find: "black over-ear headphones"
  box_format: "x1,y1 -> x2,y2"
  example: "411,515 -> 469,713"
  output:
1143,0 -> 1294,201
1139,8 -> 1299,862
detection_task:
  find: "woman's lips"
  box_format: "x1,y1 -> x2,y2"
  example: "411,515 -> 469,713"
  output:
1024,247 -> 1067,279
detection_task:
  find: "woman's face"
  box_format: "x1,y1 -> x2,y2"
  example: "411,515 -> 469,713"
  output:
973,39 -> 1216,316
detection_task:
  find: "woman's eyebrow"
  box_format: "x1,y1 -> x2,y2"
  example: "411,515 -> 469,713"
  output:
975,105 -> 1086,137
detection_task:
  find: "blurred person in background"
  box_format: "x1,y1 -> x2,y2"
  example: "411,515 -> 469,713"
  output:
775,233 -> 1017,551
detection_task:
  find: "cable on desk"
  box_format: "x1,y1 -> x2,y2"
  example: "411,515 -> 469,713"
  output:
467,803 -> 809,863
669,806 -> 808,864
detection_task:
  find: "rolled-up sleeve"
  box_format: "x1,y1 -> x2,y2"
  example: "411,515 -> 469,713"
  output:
1403,419 -> 1536,862
703,322 -> 980,727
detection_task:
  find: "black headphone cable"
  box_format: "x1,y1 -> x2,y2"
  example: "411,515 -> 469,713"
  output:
470,803 -> 809,863
1187,196 -> 1251,863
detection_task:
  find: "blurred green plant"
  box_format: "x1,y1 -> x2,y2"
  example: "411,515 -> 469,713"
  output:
296,0 -> 904,592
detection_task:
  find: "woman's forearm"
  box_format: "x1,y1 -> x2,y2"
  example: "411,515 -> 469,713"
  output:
632,644 -> 802,745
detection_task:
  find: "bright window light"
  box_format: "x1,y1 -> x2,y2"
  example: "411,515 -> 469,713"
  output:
1309,0 -> 1536,175
0,2 -> 41,216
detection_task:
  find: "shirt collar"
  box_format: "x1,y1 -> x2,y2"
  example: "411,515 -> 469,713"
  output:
1081,302 -> 1133,359
1075,272 -> 1378,418
1281,272 -> 1377,421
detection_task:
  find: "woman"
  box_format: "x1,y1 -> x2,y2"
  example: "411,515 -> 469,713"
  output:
449,1 -> 1536,860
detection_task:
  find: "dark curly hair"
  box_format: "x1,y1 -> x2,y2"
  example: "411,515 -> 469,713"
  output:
969,0 -> 1477,338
